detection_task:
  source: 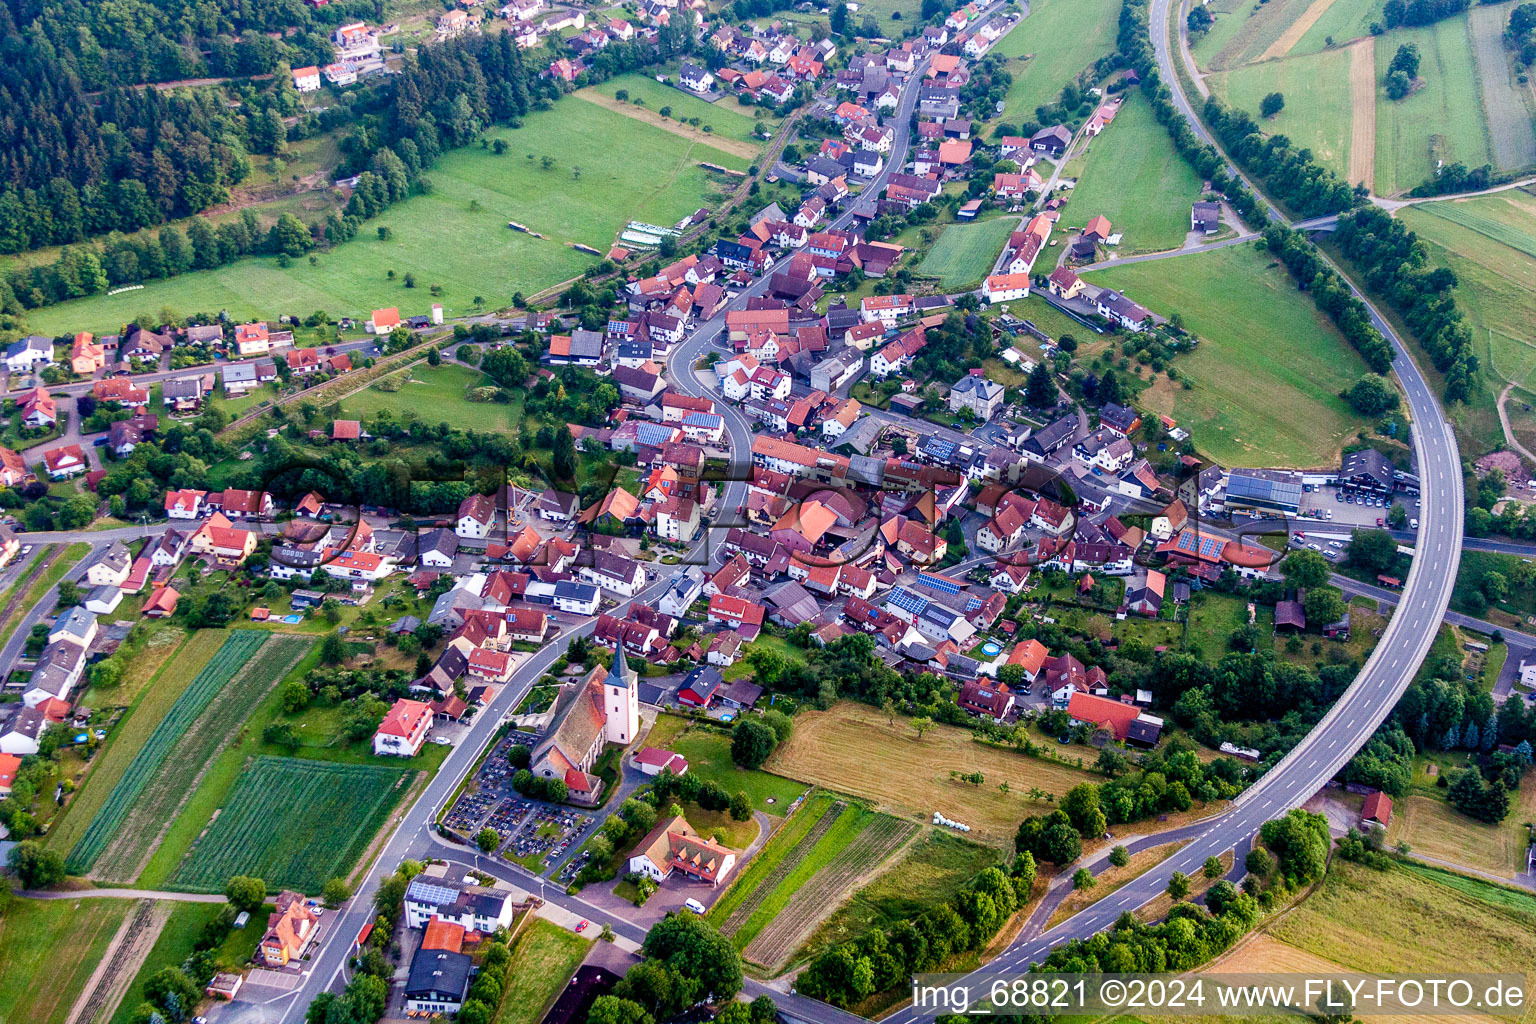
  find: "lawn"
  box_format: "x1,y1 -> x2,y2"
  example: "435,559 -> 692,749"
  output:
763,701 -> 1102,847
1207,45 -> 1355,182
78,623 -> 187,710
1288,0 -> 1388,58
643,713 -> 808,811
915,216 -> 1017,288
109,902 -> 232,1024
341,362 -> 524,433
0,897 -> 134,1024
1188,0 -> 1257,69
67,632 -> 314,880
797,829 -> 1000,962
494,919 -> 592,1024
1081,242 -> 1372,468
169,757 -> 414,893
722,633 -> 809,682
993,0 -> 1120,133
21,100 -> 749,336
1060,91 -> 1205,254
576,72 -> 771,146
1268,859 -> 1536,978
1373,15 -> 1493,196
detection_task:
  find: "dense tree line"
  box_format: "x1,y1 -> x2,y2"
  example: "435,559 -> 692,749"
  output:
1508,3 -> 1536,63
798,861 -> 1032,1006
1333,207 -> 1478,402
1383,0 -> 1473,30
0,0 -> 384,253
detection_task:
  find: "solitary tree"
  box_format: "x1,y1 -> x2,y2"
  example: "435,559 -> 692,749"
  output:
1072,867 -> 1095,889
1166,871 -> 1191,901
1260,92 -> 1286,118
476,828 -> 500,853
1203,855 -> 1223,880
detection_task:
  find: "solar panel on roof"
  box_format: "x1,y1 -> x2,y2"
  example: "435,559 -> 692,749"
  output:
886,587 -> 929,614
408,880 -> 460,906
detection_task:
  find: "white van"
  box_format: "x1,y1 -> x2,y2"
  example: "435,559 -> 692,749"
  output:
684,898 -> 706,915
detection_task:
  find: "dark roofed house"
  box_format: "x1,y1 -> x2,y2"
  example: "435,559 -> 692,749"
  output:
678,665 -> 723,707
404,948 -> 472,1015
1340,448 -> 1395,494
1192,200 -> 1221,234
1030,124 -> 1071,155
1274,599 -> 1306,632
957,679 -> 1014,721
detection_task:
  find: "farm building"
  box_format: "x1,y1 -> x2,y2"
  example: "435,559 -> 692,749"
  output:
626,813 -> 738,886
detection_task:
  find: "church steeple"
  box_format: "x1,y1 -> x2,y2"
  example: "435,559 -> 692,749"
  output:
611,640 -> 635,689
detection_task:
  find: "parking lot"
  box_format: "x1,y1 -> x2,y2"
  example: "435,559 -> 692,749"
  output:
442,731 -> 596,875
1297,484 -> 1422,531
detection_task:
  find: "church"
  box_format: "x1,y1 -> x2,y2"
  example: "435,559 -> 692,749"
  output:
530,643 -> 639,805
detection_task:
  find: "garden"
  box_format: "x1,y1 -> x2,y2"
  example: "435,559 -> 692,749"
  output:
169,756 -> 414,893
64,631 -> 314,879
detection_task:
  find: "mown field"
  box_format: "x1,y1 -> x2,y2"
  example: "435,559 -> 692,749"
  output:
170,757 -> 413,893
993,0 -> 1120,133
67,631 -> 314,880
1193,0 -> 1384,68
1061,91 -> 1205,254
22,99 -> 749,336
763,701 -> 1101,847
0,897 -> 134,1024
708,793 -> 918,972
1373,15 -> 1493,196
575,72 -> 770,145
1082,242 -> 1371,468
493,919 -> 592,1024
646,713 -> 808,811
1404,193 -> 1536,397
915,216 -> 1016,288
1206,44 -> 1355,182
341,362 -> 524,432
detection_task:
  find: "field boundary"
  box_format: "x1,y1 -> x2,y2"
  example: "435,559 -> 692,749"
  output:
1468,2 -> 1536,173
741,817 -> 919,972
66,900 -> 170,1024
66,630 -> 269,873
96,635 -> 314,883
1259,0 -> 1337,61
722,799 -> 844,935
1347,36 -> 1376,189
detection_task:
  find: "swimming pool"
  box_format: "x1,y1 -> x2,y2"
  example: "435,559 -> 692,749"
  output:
979,640 -> 1003,657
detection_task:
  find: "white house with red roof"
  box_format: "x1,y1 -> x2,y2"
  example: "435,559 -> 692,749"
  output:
42,444 -> 87,480
374,698 -> 433,756
370,307 -> 402,334
164,488 -> 206,519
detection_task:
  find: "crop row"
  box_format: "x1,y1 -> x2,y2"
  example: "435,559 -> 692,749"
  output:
66,631 -> 272,872
743,817 -> 917,969
90,635 -> 315,881
728,804 -> 877,951
721,799 -> 844,936
172,756 -> 410,893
